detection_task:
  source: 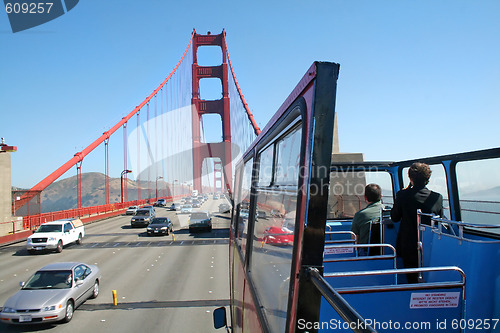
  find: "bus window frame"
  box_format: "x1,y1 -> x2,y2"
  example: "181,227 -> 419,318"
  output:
229,62 -> 341,333
391,148 -> 500,224
234,157 -> 254,262
236,99 -> 307,332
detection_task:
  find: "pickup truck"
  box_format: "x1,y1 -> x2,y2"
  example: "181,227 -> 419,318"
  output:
26,219 -> 85,254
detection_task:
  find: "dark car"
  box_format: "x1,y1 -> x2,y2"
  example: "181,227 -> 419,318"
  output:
131,208 -> 155,227
146,217 -> 173,236
256,210 -> 267,219
189,211 -> 212,233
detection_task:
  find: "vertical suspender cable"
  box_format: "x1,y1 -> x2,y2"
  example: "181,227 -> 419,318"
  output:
147,103 -> 151,199
137,111 -> 141,202
123,122 -> 128,203
76,161 -> 82,210
155,94 -> 158,198
105,138 -> 109,205
161,88 -> 165,197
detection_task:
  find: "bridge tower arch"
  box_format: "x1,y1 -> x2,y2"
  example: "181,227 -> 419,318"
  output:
191,30 -> 232,194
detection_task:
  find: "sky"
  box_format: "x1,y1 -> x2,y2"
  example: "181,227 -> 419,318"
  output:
1,0 -> 499,189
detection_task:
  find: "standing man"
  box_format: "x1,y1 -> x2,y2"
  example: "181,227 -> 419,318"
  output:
391,162 -> 444,283
351,184 -> 382,256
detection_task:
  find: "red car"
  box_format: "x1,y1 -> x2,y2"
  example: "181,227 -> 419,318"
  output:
263,217 -> 295,245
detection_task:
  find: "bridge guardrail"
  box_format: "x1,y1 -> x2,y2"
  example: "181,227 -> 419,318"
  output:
0,195 -> 185,246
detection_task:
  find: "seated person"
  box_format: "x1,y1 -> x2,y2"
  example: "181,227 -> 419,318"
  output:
351,184 -> 382,256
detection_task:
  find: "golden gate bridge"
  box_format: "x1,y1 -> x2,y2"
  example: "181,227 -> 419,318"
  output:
3,30 -> 260,243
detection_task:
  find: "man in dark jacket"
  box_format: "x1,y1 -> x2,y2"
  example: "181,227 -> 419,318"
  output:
391,162 -> 443,283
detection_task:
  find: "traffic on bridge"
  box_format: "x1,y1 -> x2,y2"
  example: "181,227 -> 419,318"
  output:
1,2 -> 500,333
0,196 -> 232,332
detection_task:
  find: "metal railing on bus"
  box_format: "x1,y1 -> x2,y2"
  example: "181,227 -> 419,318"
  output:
305,267 -> 377,333
417,209 -> 500,280
325,230 -> 357,243
417,210 -> 500,270
324,266 -> 466,295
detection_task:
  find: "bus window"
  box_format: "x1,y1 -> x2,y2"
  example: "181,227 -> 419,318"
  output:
251,125 -> 301,333
257,144 -> 274,186
366,171 -> 394,207
275,128 -> 302,185
456,157 -> 500,228
327,168 -> 393,219
235,159 -> 253,258
402,164 -> 451,219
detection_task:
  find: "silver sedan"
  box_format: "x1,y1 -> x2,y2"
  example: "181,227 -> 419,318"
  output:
0,262 -> 100,325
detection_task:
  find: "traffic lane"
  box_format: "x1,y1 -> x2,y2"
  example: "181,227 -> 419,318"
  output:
0,242 -> 229,332
76,241 -> 229,333
0,211 -> 230,332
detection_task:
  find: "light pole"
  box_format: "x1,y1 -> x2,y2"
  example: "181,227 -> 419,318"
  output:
121,170 -> 132,203
156,176 -> 163,199
174,179 -> 178,198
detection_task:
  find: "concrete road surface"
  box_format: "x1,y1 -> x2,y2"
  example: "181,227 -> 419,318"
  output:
0,198 -> 232,332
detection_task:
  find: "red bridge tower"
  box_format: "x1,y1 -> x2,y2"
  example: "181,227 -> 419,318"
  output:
191,30 -> 232,194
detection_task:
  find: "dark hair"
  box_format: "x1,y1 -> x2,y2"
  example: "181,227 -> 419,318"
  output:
365,183 -> 382,202
408,162 -> 432,187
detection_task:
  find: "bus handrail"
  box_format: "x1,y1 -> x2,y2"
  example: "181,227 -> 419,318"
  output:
324,243 -> 396,252
325,239 -> 357,245
305,267 -> 378,333
325,230 -> 357,239
323,244 -> 396,264
418,211 -> 500,230
325,266 -> 466,296
417,210 -> 500,246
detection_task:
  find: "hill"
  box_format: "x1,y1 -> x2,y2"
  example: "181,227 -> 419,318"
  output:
40,172 -> 171,212
460,186 -> 500,201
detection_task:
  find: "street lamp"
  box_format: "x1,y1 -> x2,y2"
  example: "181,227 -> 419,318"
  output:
174,179 -> 178,198
156,176 -> 163,199
121,170 -> 132,203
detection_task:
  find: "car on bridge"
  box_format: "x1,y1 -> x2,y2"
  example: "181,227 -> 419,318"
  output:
262,213 -> 295,246
0,262 -> 100,325
154,199 -> 167,207
189,211 -> 212,233
180,204 -> 193,214
131,208 -> 155,227
26,219 -> 85,254
125,206 -> 139,215
146,217 -> 173,236
169,202 -> 181,211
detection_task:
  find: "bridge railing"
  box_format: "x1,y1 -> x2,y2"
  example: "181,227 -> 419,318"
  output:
0,195 -> 184,245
